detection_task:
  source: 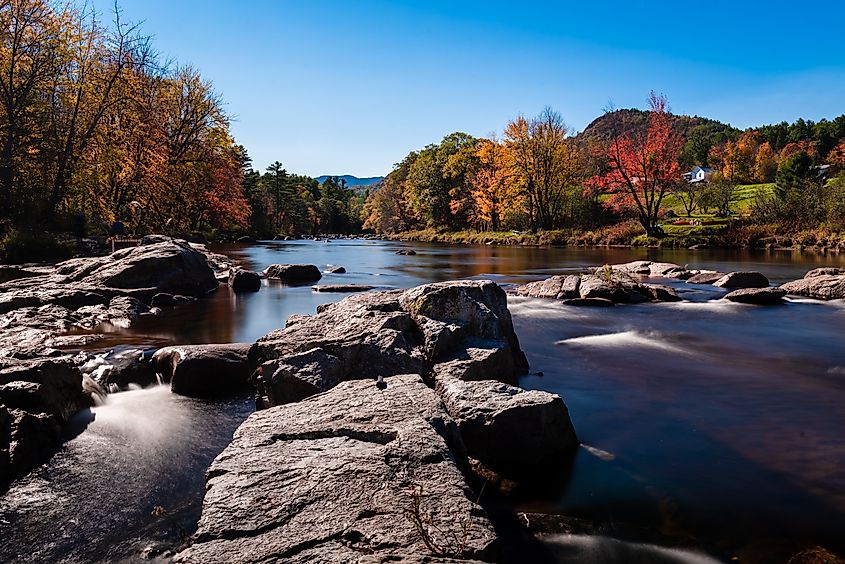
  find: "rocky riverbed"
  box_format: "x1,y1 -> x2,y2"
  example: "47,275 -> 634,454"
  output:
3,240 -> 845,562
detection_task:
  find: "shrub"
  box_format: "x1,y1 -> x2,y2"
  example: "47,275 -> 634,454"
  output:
0,230 -> 74,264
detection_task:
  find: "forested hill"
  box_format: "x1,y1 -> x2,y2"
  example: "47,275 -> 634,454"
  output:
315,175 -> 384,187
579,109 -> 738,143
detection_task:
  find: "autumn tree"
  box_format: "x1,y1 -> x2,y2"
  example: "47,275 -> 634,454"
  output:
592,92 -> 683,237
463,137 -> 521,231
504,107 -> 584,231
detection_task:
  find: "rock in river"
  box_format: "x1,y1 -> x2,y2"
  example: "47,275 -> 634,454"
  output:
262,263 -> 322,283
175,375 -> 498,564
781,270 -> 845,300
0,357 -> 90,490
435,371 -> 578,481
311,284 -> 375,293
228,267 -> 261,293
713,271 -> 770,289
723,287 -> 786,305
152,343 -> 253,398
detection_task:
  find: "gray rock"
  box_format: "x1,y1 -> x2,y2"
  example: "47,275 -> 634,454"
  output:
579,273 -> 650,304
250,281 -> 528,408
640,283 -> 682,302
312,284 -> 375,293
686,271 -> 725,284
175,375 -> 498,564
0,357 -> 89,490
263,263 -> 322,283
804,267 -> 845,278
512,275 -> 580,300
781,274 -> 845,300
433,343 -> 517,385
395,249 -> 417,255
399,280 -> 528,369
259,348 -> 345,404
713,271 -> 770,289
435,372 -> 578,481
723,287 -> 786,305
228,268 -> 261,293
152,343 -> 253,398
326,265 -> 346,274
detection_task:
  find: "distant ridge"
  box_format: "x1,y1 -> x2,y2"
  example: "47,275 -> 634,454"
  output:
315,174 -> 384,187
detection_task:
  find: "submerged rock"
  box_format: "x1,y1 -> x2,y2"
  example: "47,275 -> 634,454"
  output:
263,263 -> 322,283
723,287 -> 786,305
325,265 -> 346,274
152,344 -> 253,398
175,375 -> 498,564
561,297 -> 615,307
395,249 -> 417,255
713,271 -> 770,289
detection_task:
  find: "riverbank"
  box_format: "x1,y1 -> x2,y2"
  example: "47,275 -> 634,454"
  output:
383,223 -> 845,252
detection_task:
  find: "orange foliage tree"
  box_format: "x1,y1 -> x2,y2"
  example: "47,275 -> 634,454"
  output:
591,92 -> 683,237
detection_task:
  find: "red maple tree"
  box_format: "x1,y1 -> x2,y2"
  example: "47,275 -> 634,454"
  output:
590,92 -> 683,237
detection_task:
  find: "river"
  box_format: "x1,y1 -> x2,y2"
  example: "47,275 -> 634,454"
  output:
2,239 -> 844,563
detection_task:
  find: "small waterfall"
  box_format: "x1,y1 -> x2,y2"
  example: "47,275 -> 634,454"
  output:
155,372 -> 164,385
82,374 -> 110,405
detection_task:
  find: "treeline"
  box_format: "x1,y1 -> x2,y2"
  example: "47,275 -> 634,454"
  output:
239,155 -> 364,237
0,0 -> 248,237
362,94 -> 845,237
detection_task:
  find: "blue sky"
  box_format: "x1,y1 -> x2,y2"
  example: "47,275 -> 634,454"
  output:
94,0 -> 845,177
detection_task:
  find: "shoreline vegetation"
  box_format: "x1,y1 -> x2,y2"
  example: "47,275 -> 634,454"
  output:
382,223 -> 845,252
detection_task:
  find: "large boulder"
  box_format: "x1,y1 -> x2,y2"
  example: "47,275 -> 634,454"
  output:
804,267 -> 845,278
152,344 -> 253,398
228,268 -> 261,293
713,271 -> 770,289
781,273 -> 845,300
0,357 -> 89,490
723,287 -> 786,305
435,372 -> 578,481
398,280 -> 528,369
54,240 -> 218,300
251,291 -> 425,407
175,375 -> 498,563
263,264 -> 322,283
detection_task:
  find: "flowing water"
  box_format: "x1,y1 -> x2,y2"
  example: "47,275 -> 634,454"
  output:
2,239 -> 845,563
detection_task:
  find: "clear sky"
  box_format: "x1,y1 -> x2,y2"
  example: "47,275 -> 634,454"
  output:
93,0 -> 845,178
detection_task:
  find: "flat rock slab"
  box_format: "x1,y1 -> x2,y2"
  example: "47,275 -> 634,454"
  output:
152,343 -> 253,398
713,271 -> 770,289
723,287 -> 786,305
175,375 -> 498,563
435,373 -> 578,480
781,274 -> 845,300
263,264 -> 322,283
312,284 -> 376,293
686,271 -> 725,284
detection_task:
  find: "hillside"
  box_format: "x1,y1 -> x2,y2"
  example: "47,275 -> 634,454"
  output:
578,108 -> 739,141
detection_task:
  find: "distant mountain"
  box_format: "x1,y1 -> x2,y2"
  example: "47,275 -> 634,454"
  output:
315,174 -> 384,187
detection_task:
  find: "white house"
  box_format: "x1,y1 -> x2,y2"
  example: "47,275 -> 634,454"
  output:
683,166 -> 715,184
